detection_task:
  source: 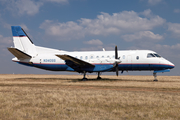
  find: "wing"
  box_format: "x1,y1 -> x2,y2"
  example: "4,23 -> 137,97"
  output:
56,55 -> 95,72
8,48 -> 31,59
56,54 -> 95,68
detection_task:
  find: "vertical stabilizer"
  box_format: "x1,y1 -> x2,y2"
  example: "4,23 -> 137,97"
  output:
11,26 -> 36,56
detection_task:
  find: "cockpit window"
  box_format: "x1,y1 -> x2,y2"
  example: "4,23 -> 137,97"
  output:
147,53 -> 161,58
154,53 -> 161,58
147,53 -> 155,58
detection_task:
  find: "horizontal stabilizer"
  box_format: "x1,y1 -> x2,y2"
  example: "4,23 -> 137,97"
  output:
8,48 -> 31,59
56,54 -> 95,67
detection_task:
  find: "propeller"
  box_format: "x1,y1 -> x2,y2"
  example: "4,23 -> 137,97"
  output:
114,46 -> 121,76
115,46 -> 118,59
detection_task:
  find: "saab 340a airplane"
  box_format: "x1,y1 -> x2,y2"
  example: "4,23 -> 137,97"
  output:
8,26 -> 175,81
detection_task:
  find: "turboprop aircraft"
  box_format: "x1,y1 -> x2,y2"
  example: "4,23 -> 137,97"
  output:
8,26 -> 175,81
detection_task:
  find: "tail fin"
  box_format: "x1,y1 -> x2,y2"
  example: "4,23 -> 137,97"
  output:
11,26 -> 36,56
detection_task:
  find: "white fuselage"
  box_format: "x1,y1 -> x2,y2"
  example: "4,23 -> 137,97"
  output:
12,46 -> 175,73
8,26 -> 175,80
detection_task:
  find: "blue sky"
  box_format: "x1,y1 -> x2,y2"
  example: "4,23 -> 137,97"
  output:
0,0 -> 180,76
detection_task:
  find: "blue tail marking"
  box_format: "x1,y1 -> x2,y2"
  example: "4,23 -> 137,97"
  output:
11,26 -> 26,37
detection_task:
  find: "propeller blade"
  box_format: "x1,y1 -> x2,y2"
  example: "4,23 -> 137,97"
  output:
116,65 -> 118,76
115,45 -> 119,76
115,46 -> 118,59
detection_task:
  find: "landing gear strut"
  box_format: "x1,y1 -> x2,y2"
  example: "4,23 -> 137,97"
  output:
82,71 -> 87,81
97,72 -> 102,79
153,72 -> 158,81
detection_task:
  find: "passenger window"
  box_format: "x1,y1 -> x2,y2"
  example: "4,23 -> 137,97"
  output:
123,55 -> 125,59
147,53 -> 155,58
136,56 -> 139,60
91,56 -> 93,59
96,56 -> 99,58
102,56 -> 104,58
112,55 -> 115,58
85,56 -> 88,59
80,56 -> 83,59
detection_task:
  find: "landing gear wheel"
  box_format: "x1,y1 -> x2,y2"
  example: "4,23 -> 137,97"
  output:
82,78 -> 87,81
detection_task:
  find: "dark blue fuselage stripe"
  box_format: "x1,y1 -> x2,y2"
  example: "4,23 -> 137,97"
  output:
17,62 -> 174,71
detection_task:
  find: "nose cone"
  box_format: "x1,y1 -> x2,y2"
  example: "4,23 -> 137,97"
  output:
165,60 -> 175,69
169,61 -> 175,69
161,58 -> 175,69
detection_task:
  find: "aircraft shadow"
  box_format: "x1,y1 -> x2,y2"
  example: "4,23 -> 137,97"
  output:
14,77 -> 178,83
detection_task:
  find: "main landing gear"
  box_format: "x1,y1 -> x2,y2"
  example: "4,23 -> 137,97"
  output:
97,72 -> 102,79
153,72 -> 158,81
82,71 -> 87,81
82,72 -> 102,81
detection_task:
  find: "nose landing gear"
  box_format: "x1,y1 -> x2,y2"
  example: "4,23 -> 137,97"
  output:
153,72 -> 158,81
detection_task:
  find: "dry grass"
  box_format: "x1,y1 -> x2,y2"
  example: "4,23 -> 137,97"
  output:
0,74 -> 180,120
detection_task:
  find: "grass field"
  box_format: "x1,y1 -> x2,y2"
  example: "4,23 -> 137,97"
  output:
0,74 -> 180,120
